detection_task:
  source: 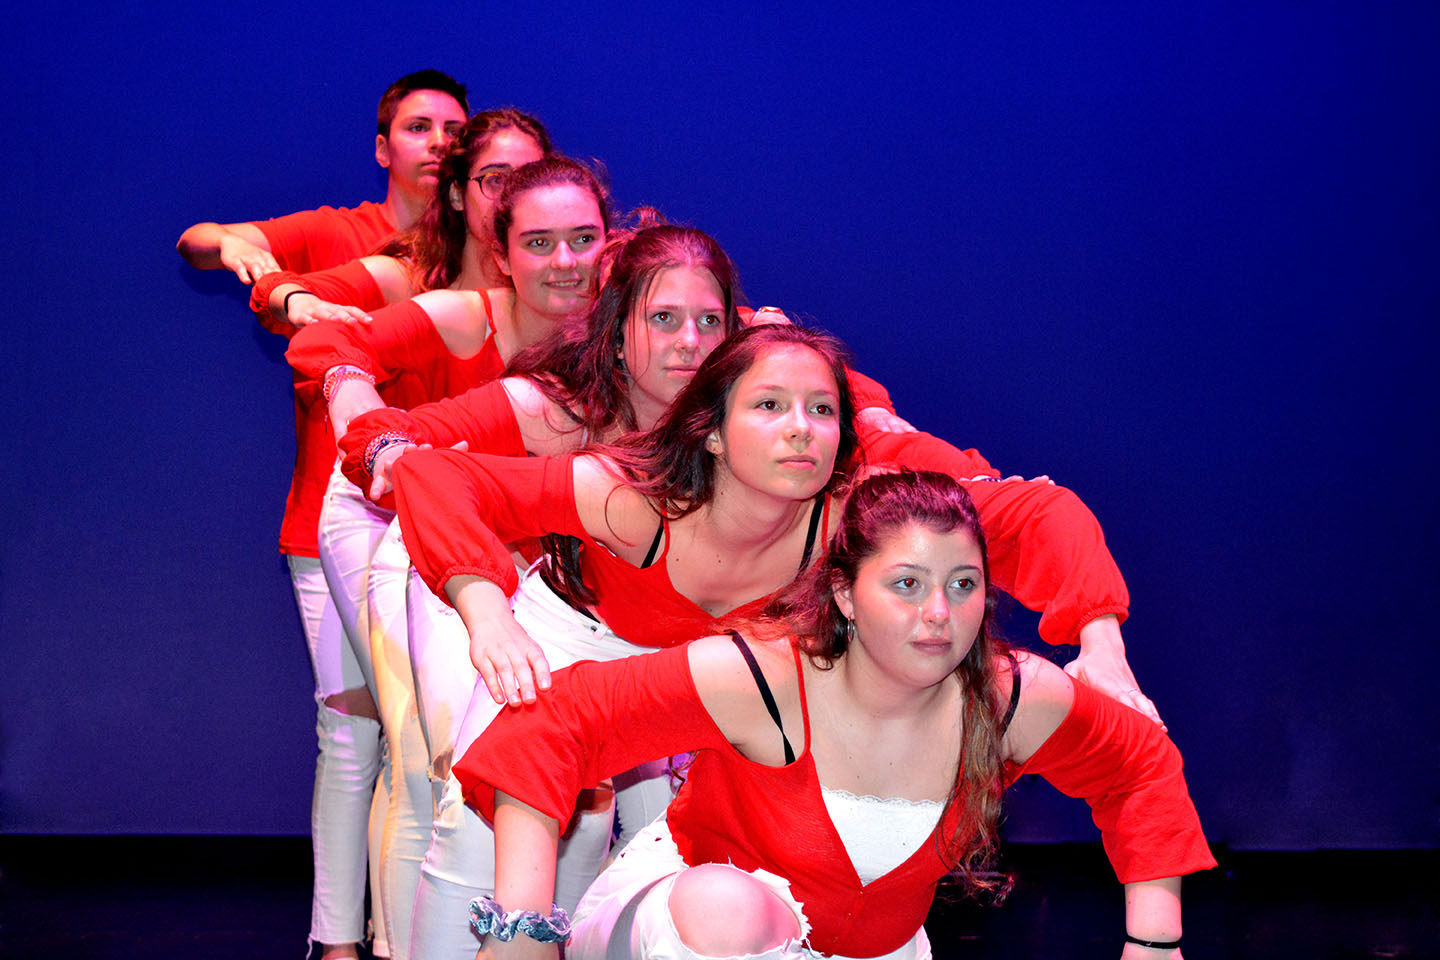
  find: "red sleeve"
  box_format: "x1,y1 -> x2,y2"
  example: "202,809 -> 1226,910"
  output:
339,381 -> 528,504
1009,680 -> 1216,883
392,448 -> 585,601
252,208 -> 337,274
249,261 -> 386,335
285,299 -> 441,386
845,368 -> 896,415
861,429 -> 1127,645
454,645 -> 721,825
249,271 -> 305,337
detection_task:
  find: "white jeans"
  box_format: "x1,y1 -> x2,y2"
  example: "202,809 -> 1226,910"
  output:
571,819 -> 932,960
288,553 -> 380,948
406,567 -> 675,960
368,518 -> 439,960
315,460 -> 392,953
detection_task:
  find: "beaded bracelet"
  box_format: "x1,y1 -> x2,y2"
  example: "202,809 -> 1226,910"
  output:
1125,933 -> 1183,950
363,431 -> 415,477
469,895 -> 572,943
322,365 -> 376,404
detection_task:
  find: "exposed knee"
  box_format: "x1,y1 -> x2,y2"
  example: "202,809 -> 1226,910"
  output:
668,864 -> 800,956
323,686 -> 379,720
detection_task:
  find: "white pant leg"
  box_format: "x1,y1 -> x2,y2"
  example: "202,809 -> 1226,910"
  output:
407,569 -> 660,960
369,519 -> 433,960
290,554 -> 378,948
317,459 -> 395,953
407,566 -> 478,785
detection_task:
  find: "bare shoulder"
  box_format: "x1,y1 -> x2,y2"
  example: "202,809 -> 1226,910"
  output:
1002,651 -> 1077,765
413,290 -> 489,355
358,255 -> 416,302
688,633 -> 797,752
503,377 -> 586,456
571,455 -> 658,549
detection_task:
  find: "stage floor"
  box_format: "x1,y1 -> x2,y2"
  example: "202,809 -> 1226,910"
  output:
0,837 -> 1433,959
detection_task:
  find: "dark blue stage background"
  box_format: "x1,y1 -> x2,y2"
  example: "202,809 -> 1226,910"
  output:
3,3 -> 1435,847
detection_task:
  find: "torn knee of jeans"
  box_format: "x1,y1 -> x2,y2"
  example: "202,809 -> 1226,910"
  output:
323,687 -> 379,720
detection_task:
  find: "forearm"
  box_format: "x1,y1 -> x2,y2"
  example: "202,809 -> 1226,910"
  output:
1122,876 -> 1183,956
479,794 -> 562,960
327,375 -> 385,443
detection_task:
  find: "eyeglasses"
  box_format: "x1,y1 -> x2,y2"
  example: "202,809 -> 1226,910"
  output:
471,171 -> 508,200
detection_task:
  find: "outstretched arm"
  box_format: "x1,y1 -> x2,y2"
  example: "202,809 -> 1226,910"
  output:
176,221 -> 278,282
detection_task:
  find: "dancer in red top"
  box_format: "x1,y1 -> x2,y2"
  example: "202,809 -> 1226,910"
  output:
176,70 -> 470,283
285,154 -> 609,960
457,471 -> 1214,960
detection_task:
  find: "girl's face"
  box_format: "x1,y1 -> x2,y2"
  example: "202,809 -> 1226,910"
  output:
377,89 -> 468,196
498,183 -> 605,319
451,129 -> 546,250
709,344 -> 842,503
833,523 -> 986,691
623,265 -> 728,426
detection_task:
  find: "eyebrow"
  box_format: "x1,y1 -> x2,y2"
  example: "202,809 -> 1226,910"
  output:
749,382 -> 839,396
887,562 -> 984,575
517,224 -> 601,236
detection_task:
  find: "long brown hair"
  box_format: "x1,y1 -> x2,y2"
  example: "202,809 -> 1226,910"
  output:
760,469 -> 1015,897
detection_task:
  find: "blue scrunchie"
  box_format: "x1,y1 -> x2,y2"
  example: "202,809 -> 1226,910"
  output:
469,896 -> 573,943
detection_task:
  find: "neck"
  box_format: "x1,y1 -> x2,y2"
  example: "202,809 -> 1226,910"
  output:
630,384 -> 668,433
454,238 -> 505,291
699,474 -> 813,554
830,653 -> 955,722
492,293 -> 562,365
382,181 -> 429,232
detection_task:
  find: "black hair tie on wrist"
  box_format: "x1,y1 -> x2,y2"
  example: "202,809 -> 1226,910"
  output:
283,289 -> 316,315
1125,934 -> 1182,950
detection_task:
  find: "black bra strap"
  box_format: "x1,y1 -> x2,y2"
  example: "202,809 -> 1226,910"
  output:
1000,656 -> 1022,733
728,631 -> 795,764
798,496 -> 824,572
640,518 -> 665,569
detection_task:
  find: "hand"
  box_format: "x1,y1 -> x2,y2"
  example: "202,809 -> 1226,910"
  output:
369,439 -> 468,501
217,233 -> 280,284
450,576 -> 552,707
856,407 -> 918,434
286,292 -> 373,327
1068,616 -> 1165,728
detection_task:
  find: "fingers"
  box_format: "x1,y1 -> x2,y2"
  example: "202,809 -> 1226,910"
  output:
475,659 -> 508,706
528,647 -> 552,694
294,303 -> 375,327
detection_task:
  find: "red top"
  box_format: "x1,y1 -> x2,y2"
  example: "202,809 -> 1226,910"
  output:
454,643 -> 1216,958
392,423 -> 1128,645
252,201 -> 395,276
276,295 -> 505,557
391,450 -> 818,648
337,381 -> 529,506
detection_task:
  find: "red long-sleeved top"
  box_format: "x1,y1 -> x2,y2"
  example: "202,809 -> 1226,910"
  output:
392,426 -> 1126,645
275,295 -> 504,556
454,643 -> 1215,957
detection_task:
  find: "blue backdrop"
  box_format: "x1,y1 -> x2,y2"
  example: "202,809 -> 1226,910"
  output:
2,2 -> 1435,847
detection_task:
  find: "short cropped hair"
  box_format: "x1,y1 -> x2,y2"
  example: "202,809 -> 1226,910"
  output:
377,69 -> 470,137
